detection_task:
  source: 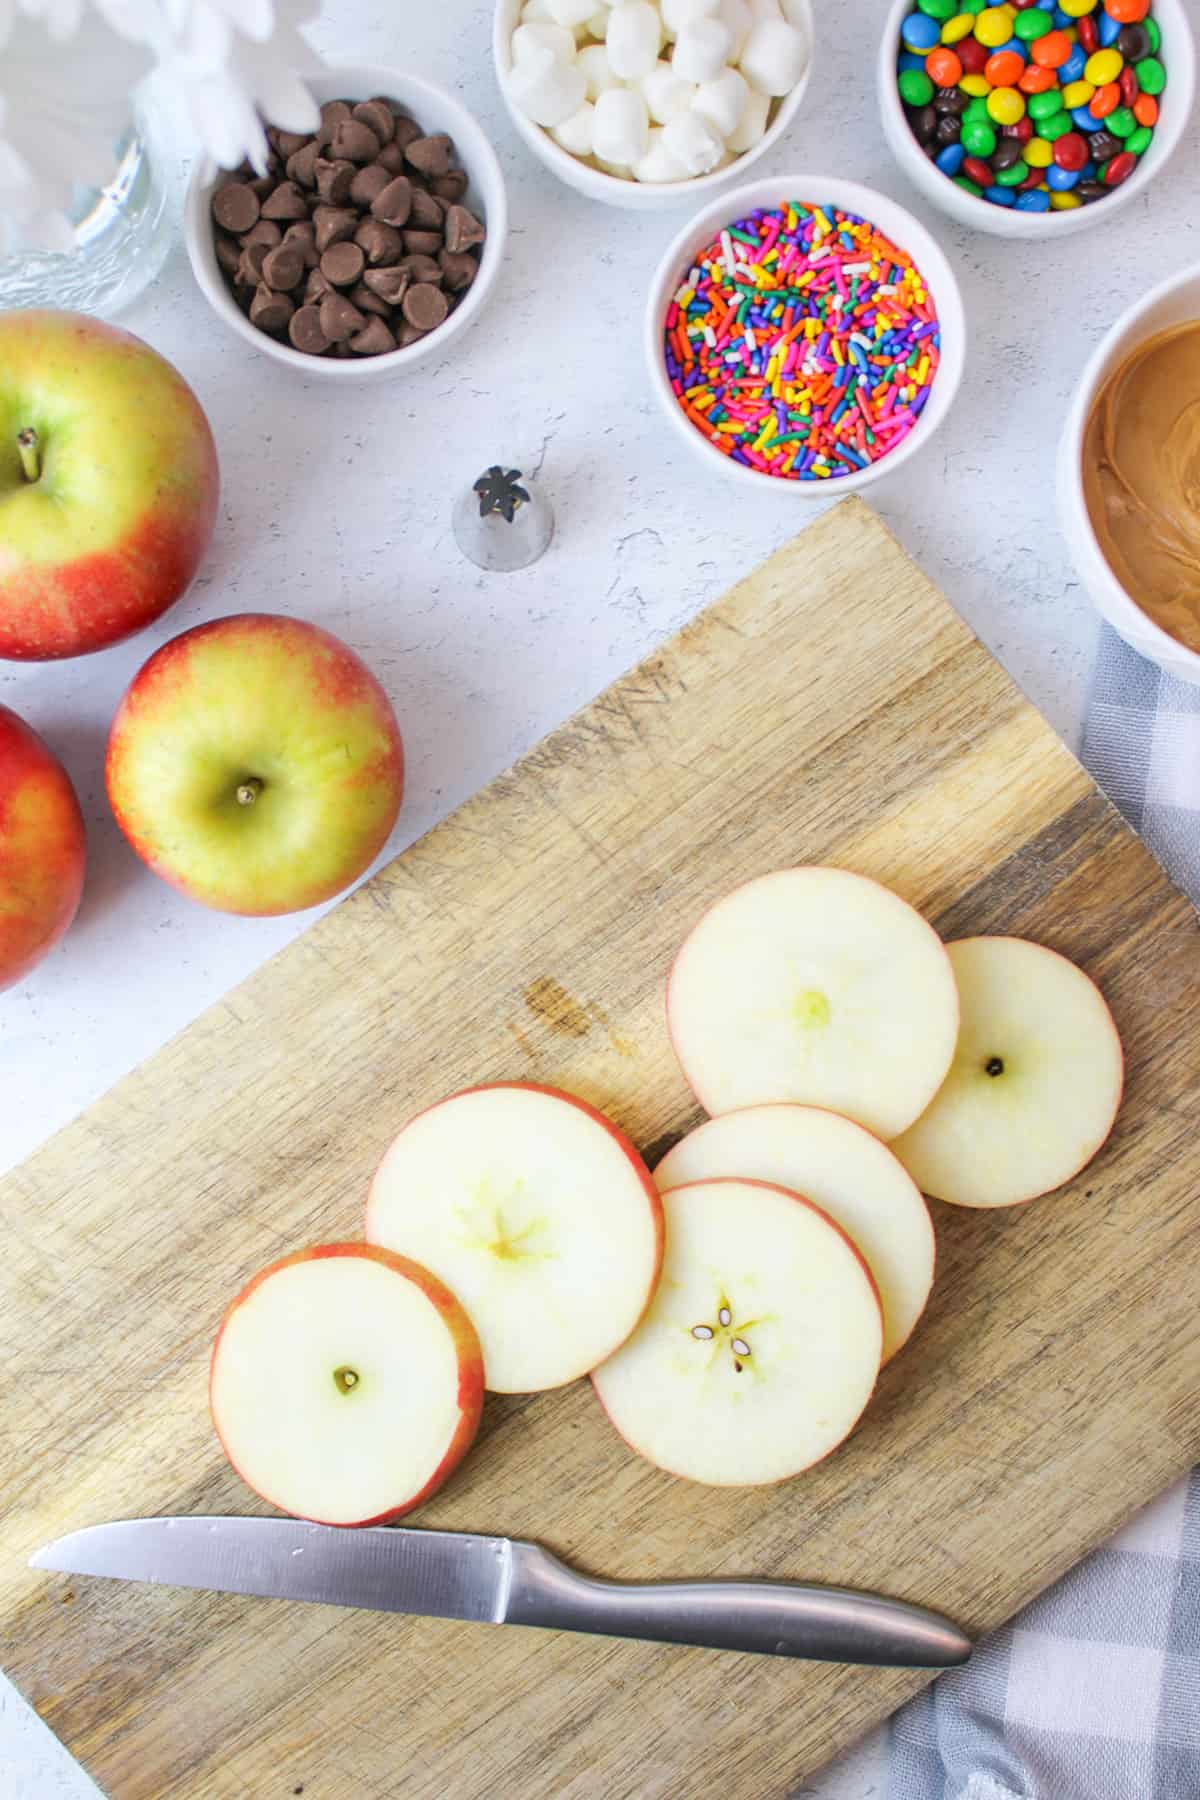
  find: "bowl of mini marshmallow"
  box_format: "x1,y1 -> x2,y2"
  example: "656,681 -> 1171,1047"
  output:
493,0 -> 813,209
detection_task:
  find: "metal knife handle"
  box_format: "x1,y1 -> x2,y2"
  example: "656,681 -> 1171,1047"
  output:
502,1542 -> 971,1667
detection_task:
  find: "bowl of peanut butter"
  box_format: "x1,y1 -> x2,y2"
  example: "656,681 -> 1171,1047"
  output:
1059,261 -> 1200,686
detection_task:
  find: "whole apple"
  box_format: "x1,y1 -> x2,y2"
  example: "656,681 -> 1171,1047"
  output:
106,613 -> 404,916
0,705 -> 86,990
0,310 -> 219,660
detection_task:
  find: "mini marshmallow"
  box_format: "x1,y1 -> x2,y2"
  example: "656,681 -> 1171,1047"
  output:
521,0 -> 554,17
726,83 -> 769,150
779,0 -> 809,24
586,5 -> 611,35
513,19 -> 578,62
661,0 -> 719,39
633,125 -> 690,181
508,45 -> 588,126
551,99 -> 596,155
716,0 -> 752,58
692,65 -> 748,137
671,16 -> 731,83
661,107 -> 724,173
578,41 -> 621,99
592,84 -> 650,163
746,0 -> 781,17
641,59 -> 697,123
739,17 -> 806,94
593,154 -> 634,176
605,0 -> 661,79
545,0 -> 598,23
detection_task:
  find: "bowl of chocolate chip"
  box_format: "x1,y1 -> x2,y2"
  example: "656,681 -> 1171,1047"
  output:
185,66 -> 507,377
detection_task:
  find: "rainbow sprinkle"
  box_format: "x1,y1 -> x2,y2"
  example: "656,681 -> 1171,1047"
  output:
663,201 -> 941,481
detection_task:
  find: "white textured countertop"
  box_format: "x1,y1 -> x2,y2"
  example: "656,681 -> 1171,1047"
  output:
4,4 -> 1197,1795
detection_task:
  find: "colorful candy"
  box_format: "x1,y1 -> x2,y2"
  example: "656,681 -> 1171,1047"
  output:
897,0 -> 1166,213
662,202 -> 941,482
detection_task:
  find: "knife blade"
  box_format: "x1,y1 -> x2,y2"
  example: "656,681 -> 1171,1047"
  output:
31,1517 -> 971,1668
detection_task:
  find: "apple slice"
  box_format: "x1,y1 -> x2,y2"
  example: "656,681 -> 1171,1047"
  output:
655,1106 -> 934,1361
366,1083 -> 664,1393
210,1243 -> 483,1527
667,868 -> 959,1139
592,1178 -> 883,1486
890,937 -> 1124,1209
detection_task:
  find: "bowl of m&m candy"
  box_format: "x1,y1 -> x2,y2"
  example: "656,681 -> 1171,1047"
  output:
878,0 -> 1194,236
645,176 -> 965,491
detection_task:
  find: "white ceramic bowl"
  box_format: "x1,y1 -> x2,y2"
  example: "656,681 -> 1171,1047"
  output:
1057,260 -> 1200,684
492,0 -> 813,211
644,175 -> 966,496
877,0 -> 1195,240
184,65 -> 508,381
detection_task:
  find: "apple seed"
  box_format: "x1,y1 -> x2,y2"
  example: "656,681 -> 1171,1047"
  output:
985,1057 -> 1004,1077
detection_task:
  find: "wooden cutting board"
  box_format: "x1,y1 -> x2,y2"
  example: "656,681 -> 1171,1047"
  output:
2,498 -> 1198,1800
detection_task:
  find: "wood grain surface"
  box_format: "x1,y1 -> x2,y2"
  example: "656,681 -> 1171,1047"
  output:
2,498 -> 1198,1800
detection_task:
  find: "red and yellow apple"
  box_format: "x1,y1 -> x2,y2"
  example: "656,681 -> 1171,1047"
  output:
210,1242 -> 485,1526
0,309 -> 219,661
106,613 -> 404,916
0,704 -> 86,990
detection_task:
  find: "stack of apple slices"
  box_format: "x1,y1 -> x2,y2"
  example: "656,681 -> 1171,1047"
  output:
210,866 -> 1123,1522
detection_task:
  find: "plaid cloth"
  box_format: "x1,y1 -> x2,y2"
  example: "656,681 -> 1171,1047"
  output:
889,624 -> 1200,1800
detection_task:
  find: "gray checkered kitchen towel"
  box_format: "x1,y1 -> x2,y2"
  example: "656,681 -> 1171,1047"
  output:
889,625 -> 1200,1800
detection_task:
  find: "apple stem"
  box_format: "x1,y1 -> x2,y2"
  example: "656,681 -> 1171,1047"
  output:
236,778 -> 264,807
16,429 -> 40,483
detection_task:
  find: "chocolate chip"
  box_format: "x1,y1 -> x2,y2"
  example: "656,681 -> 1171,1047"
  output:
402,283 -> 448,331
242,219 -> 283,251
443,204 -> 485,254
401,228 -> 441,257
319,292 -> 366,342
409,188 -> 444,230
315,99 -> 352,148
350,162 -> 392,208
212,182 -> 260,232
286,141 -> 321,189
214,233 -> 242,277
354,218 -> 404,266
282,220 -> 318,267
315,158 -> 355,204
288,304 -> 331,354
330,118 -> 381,164
274,130 -> 312,158
362,264 -> 410,304
235,241 -> 271,287
399,252 -> 443,285
248,173 -> 277,201
350,280 -> 392,318
249,285 -> 294,334
349,315 -> 396,355
390,114 -> 423,150
353,99 -> 395,144
261,243 -> 305,291
375,141 -> 408,175
396,319 -> 429,347
320,240 -> 365,287
432,170 -> 468,203
438,249 -> 478,292
304,267 -> 334,303
261,181 -> 309,221
406,134 -> 452,176
371,176 -> 413,227
312,204 -> 358,252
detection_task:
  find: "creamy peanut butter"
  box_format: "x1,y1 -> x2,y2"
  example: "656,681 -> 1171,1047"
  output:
1083,319 -> 1200,655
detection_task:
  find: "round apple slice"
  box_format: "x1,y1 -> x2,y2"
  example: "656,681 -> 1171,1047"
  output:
210,1243 -> 484,1527
592,1179 -> 883,1486
655,1106 -> 934,1361
365,1084 -> 664,1393
890,937 -> 1124,1209
667,868 -> 959,1139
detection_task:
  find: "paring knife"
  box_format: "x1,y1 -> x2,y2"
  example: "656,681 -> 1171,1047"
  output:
31,1516 -> 971,1667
